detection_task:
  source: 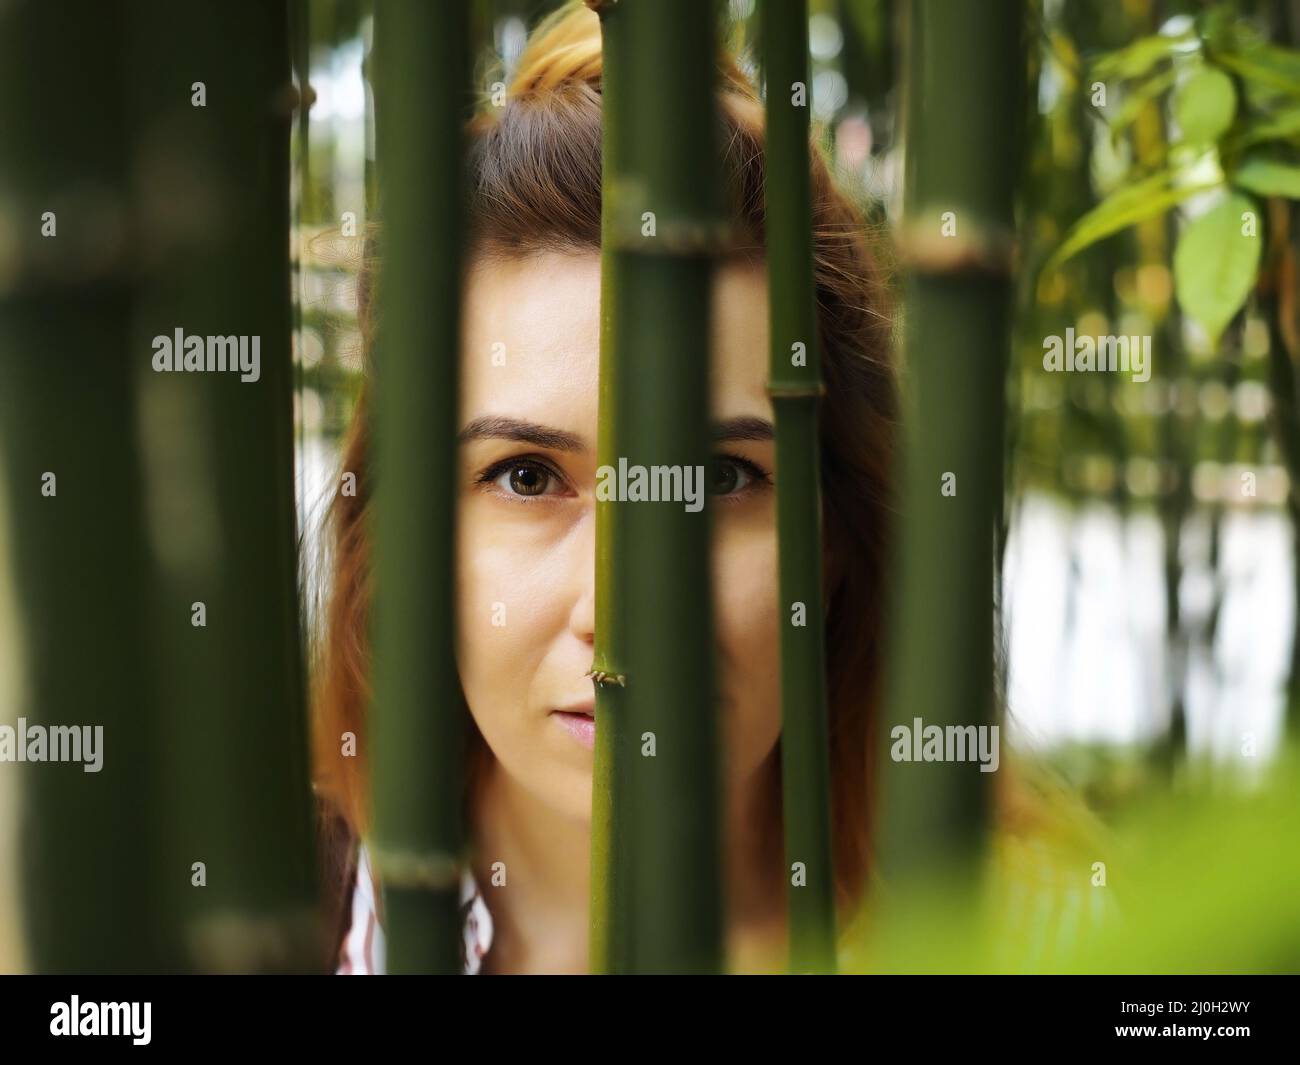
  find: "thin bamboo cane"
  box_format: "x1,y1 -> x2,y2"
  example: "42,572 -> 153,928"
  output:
1265,0 -> 1300,741
587,0 -> 634,976
370,0 -> 472,974
763,0 -> 838,974
292,0 -> 312,535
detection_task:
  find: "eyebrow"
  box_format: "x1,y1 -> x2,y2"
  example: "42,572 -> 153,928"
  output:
458,415 -> 586,452
713,415 -> 774,443
457,414 -> 774,451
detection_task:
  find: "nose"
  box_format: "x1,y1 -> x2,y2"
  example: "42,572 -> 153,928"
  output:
567,505 -> 596,647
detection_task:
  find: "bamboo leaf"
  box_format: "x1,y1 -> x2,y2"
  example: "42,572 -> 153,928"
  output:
1174,65 -> 1237,144
1225,105 -> 1300,150
1173,192 -> 1262,347
1092,31 -> 1193,82
1213,44 -> 1300,100
1233,157 -> 1300,198
1109,67 -> 1179,139
1044,169 -> 1222,274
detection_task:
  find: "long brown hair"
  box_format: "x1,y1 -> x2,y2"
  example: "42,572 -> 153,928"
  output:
311,1 -> 897,955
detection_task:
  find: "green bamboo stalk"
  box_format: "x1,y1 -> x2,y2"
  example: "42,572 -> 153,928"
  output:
0,0 -> 160,973
362,0 -> 377,224
878,0 -> 1023,888
762,0 -> 837,974
611,0 -> 727,973
370,0 -> 472,974
1265,0 -> 1300,742
587,0 -> 634,976
292,0 -> 311,534
1262,198 -> 1300,741
2,0 -> 319,972
129,0 -> 317,972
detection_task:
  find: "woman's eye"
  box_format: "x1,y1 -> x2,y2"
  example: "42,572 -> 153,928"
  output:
709,456 -> 757,496
487,460 -> 560,499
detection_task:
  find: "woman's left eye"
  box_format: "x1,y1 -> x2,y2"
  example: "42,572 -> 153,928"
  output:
479,458 -> 564,500
708,455 -> 768,497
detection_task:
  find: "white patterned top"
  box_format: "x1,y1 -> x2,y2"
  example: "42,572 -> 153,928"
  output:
334,842 -> 494,975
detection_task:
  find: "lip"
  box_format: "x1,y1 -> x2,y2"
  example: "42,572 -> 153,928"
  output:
551,704 -> 595,749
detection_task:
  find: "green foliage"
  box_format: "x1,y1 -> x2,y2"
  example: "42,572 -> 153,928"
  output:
1227,104 -> 1300,149
846,748 -> 1300,973
1044,6 -> 1300,347
1174,65 -> 1236,144
1091,30 -> 1191,83
1216,46 -> 1300,101
1108,66 -> 1178,140
1173,192 -> 1262,346
1233,155 -> 1300,197
1043,167 -> 1220,275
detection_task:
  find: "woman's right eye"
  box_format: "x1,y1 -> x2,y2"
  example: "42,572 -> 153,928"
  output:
480,459 -> 561,500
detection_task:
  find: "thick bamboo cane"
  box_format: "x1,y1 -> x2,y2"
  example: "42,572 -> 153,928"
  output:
612,0 -> 728,973
878,0 -> 1023,892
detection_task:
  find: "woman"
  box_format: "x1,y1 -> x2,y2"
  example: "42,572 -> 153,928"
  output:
313,1 -> 895,974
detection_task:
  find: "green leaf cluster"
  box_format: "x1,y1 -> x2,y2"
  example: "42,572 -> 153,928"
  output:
1045,4 -> 1300,346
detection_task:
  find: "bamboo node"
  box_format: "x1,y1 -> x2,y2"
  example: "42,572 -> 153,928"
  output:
608,219 -> 735,256
274,82 -> 302,117
767,381 -> 827,399
186,906 -> 321,973
606,181 -> 732,255
894,220 -> 1018,278
370,845 -> 462,891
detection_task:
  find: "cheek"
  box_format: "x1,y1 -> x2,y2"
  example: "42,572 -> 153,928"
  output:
712,514 -> 782,770
455,503 -> 554,733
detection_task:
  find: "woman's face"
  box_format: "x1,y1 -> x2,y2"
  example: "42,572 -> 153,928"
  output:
456,249 -> 781,823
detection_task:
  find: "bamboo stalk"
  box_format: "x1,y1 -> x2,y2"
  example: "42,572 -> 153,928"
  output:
130,0 -> 318,972
1264,0 -> 1300,742
762,0 -> 838,974
370,0 -> 472,973
1,0 -> 319,972
878,0 -> 1023,887
1262,197 -> 1300,741
609,0 -> 727,973
292,0 -> 311,535
0,1 -> 158,972
587,0 -> 634,976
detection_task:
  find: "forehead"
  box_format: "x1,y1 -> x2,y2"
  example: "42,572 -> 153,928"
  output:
459,249 -> 771,423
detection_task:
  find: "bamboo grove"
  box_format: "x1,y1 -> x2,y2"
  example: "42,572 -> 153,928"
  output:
4,0 -> 1298,976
